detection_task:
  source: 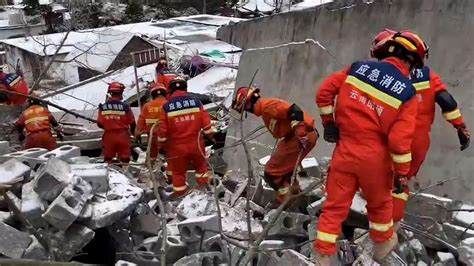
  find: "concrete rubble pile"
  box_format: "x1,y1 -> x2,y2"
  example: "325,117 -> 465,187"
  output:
0,145 -> 144,262
0,142 -> 472,266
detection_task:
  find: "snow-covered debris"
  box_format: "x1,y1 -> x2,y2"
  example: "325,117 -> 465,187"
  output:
84,168 -> 144,229
0,158 -> 30,185
70,163 -> 109,193
33,157 -> 73,201
458,237 -> 474,265
452,203 -> 474,228
21,181 -> 46,228
177,190 -> 215,219
0,221 -> 32,259
436,252 -> 455,265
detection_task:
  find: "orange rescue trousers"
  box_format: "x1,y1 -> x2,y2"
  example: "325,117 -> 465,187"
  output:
102,130 -> 131,163
24,130 -> 57,151
392,131 -> 430,222
166,141 -> 210,196
264,130 -> 317,203
315,142 -> 394,255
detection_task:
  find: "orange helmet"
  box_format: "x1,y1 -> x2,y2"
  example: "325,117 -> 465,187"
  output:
378,31 -> 428,68
370,29 -> 396,59
231,86 -> 260,113
169,77 -> 187,92
108,82 -> 125,94
149,82 -> 167,96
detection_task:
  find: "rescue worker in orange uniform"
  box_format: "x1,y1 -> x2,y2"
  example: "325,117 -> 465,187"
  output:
15,96 -> 61,151
157,77 -> 214,199
97,82 -> 136,164
0,72 -> 29,106
156,57 -> 177,93
136,82 -> 168,162
371,29 -> 471,225
314,31 -> 428,264
231,87 -> 318,204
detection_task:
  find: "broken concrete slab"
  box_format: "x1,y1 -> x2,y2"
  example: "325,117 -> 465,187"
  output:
130,203 -> 160,237
234,197 -> 265,217
307,196 -> 326,217
33,157 -> 72,201
0,158 -> 30,185
177,214 -> 219,243
436,252 -> 456,266
42,186 -> 86,231
173,252 -> 224,266
176,190 -> 215,219
0,221 -> 32,258
405,193 -> 456,223
268,249 -> 313,265
203,235 -> 230,262
108,218 -> 134,253
266,210 -> 311,237
209,177 -> 225,199
220,202 -> 263,239
85,169 -> 143,229
458,237 -> 474,265
230,178 -> 248,207
408,238 -> 431,263
258,240 -> 285,266
442,222 -> 474,246
38,145 -> 81,161
70,163 -> 109,193
22,236 -> 48,260
452,203 -> 474,228
21,181 -> 46,228
55,224 -> 95,261
67,156 -> 92,164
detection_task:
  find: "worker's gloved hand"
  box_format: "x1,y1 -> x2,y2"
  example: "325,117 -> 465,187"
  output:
456,124 -> 470,151
294,124 -> 309,150
323,122 -> 339,143
18,133 -> 25,142
393,174 -> 408,194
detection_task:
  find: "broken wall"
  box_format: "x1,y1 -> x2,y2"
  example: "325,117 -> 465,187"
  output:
222,0 -> 474,201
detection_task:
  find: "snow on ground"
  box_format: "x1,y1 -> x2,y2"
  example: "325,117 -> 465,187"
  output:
238,0 -> 275,13
172,14 -> 244,27
46,64 -> 156,112
181,40 -> 242,54
289,0 -> 333,11
187,66 -> 237,99
453,203 -> 474,227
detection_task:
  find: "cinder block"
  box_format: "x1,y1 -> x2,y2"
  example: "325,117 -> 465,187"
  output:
299,157 -> 320,177
55,224 -> 95,261
33,158 -> 72,201
268,249 -> 312,265
21,181 -> 46,228
42,186 -> 86,231
0,148 -> 48,167
0,221 -> 32,258
173,252 -> 224,266
71,175 -> 93,201
177,214 -> 219,243
0,158 -> 30,185
307,196 -> 326,217
38,145 -> 81,161
70,163 -> 109,193
153,234 -> 187,264
267,210 -> 311,237
203,235 -> 230,262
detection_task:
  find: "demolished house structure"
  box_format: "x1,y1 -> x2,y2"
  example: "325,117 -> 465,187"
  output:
0,0 -> 472,265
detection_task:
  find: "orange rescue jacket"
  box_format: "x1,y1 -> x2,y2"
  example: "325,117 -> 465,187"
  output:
137,97 -> 167,134
16,105 -> 56,134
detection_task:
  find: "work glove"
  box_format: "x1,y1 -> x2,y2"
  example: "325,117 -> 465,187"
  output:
323,122 -> 339,143
393,174 -> 408,194
456,124 -> 470,151
18,133 -> 25,142
294,124 -> 309,150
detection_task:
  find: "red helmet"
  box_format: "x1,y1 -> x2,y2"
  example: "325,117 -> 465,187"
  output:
169,77 -> 187,92
370,29 -> 396,59
231,86 -> 260,113
375,31 -> 428,68
107,82 -> 125,94
149,82 -> 167,96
